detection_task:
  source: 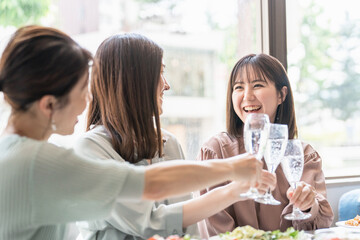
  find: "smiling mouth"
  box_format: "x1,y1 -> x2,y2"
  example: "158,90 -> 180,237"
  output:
243,105 -> 262,113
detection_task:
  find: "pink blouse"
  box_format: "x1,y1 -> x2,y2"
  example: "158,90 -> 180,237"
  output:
198,132 -> 333,237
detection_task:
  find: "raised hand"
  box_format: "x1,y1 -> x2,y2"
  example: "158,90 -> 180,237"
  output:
286,181 -> 316,211
256,170 -> 277,195
229,153 -> 263,187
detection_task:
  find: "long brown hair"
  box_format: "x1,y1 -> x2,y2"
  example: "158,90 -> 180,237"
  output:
226,53 -> 297,139
0,25 -> 92,111
87,33 -> 163,163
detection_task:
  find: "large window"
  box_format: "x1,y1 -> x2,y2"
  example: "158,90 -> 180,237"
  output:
2,0 -> 358,178
286,0 -> 360,178
0,0 -> 265,160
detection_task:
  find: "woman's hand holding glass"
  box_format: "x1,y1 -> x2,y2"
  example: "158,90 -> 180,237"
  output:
227,152 -> 263,185
256,123 -> 288,205
256,170 -> 277,194
281,139 -> 311,220
240,113 -> 270,199
216,153 -> 264,202
286,181 -> 317,213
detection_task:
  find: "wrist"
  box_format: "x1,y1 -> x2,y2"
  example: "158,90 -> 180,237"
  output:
211,159 -> 235,182
222,182 -> 245,203
223,184 -> 239,204
227,158 -> 237,181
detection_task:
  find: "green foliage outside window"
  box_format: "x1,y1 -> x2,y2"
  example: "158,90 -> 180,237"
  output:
0,0 -> 50,27
293,0 -> 360,122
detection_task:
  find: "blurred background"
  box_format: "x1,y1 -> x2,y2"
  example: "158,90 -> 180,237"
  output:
1,0 -> 360,178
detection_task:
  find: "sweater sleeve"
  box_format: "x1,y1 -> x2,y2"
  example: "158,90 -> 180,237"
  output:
30,142 -> 145,225
198,145 -> 236,237
280,143 -> 334,230
74,131 -> 185,238
104,201 -> 184,238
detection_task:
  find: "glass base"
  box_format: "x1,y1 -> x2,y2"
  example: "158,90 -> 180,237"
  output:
240,187 -> 261,199
255,193 -> 281,205
284,210 -> 311,220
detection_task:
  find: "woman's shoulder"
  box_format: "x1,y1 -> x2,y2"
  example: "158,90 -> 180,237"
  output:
0,134 -> 43,168
301,141 -> 321,163
200,132 -> 241,157
301,141 -> 317,154
76,125 -> 115,152
81,125 -> 111,143
161,128 -> 179,144
160,128 -> 185,161
0,134 -> 46,155
75,125 -> 126,162
203,132 -> 238,147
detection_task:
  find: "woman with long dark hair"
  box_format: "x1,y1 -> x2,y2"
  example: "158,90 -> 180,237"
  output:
73,33 -> 275,239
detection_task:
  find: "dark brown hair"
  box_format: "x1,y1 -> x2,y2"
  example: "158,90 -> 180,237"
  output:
0,25 -> 92,111
226,53 -> 297,139
87,33 -> 163,163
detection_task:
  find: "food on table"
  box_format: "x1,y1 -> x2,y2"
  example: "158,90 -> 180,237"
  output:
345,215 -> 360,226
147,226 -> 305,240
219,225 -> 304,240
147,234 -> 192,240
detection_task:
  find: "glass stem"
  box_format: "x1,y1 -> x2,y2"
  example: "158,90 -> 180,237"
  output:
265,164 -> 275,195
292,182 -> 300,213
293,207 -> 303,214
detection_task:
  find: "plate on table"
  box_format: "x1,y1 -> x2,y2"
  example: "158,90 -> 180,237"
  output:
336,221 -> 360,230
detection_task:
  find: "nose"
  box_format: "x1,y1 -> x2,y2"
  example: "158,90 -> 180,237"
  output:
163,77 -> 170,91
243,86 -> 255,101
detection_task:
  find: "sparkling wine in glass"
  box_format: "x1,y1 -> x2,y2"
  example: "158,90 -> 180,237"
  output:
281,139 -> 311,220
255,123 -> 288,205
240,113 -> 270,199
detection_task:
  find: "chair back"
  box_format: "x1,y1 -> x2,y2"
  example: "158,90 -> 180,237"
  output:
338,189 -> 360,221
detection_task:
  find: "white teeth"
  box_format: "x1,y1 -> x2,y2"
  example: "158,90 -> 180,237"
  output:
244,106 -> 261,111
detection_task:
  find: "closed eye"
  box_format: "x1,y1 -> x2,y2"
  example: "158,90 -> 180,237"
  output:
253,84 -> 264,88
234,85 -> 243,90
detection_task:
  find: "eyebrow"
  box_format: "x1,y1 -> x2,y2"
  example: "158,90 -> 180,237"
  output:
235,79 -> 267,84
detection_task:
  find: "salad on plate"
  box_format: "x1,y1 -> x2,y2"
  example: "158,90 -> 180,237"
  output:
217,225 -> 307,240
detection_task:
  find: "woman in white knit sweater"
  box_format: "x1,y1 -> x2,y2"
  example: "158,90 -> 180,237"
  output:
0,26 -> 263,240
74,33 -> 276,240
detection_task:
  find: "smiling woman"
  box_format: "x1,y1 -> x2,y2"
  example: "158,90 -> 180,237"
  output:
198,53 -> 333,237
227,54 -> 296,138
232,76 -> 286,123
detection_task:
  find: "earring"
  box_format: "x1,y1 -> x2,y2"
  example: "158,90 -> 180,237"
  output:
51,120 -> 57,131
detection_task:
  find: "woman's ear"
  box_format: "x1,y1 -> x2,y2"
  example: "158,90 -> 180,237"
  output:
38,95 -> 57,118
278,86 -> 288,105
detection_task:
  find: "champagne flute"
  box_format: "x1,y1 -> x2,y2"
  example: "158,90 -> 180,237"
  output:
281,139 -> 311,220
240,113 -> 269,199
255,123 -> 288,205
